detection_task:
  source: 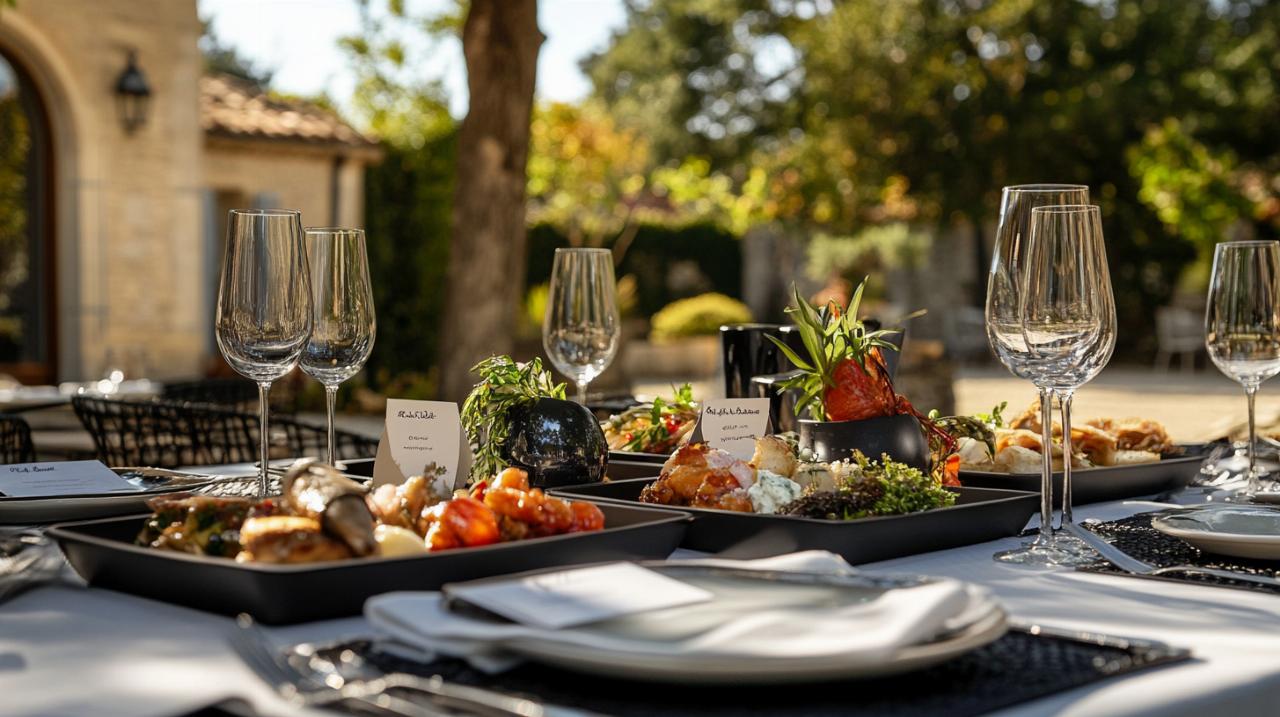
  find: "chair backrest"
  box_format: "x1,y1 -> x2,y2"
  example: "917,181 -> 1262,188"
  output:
72,396 -> 202,468
0,413 -> 37,464
161,378 -> 257,408
72,396 -> 379,468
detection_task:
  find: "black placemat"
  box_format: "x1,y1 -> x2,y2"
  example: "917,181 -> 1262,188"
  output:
334,627 -> 1189,717
1081,512 -> 1280,594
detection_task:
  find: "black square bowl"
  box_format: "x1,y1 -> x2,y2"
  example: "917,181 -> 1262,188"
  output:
48,502 -> 690,624
551,478 -> 1037,564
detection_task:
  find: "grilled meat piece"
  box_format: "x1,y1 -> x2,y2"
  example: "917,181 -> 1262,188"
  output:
282,460 -> 378,556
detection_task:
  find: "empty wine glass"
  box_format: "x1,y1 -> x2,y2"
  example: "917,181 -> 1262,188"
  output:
1016,205 -> 1116,565
301,228 -> 376,467
985,184 -> 1089,566
543,248 -> 620,404
1205,240 -> 1280,501
215,209 -> 312,497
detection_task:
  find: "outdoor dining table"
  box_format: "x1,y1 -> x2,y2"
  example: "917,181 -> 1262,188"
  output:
2,493 -> 1278,717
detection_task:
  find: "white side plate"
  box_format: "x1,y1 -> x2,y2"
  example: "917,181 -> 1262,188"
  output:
1152,506 -> 1280,561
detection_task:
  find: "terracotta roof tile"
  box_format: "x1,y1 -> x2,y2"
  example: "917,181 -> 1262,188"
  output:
200,73 -> 378,149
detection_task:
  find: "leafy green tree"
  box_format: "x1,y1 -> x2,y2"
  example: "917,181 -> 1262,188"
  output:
590,0 -> 1280,354
200,18 -> 275,87
337,0 -> 459,388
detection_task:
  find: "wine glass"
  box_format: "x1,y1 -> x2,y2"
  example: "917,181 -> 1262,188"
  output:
215,209 -> 312,497
985,184 -> 1089,566
1205,240 -> 1280,500
543,248 -> 620,404
301,228 -> 376,467
1016,205 -> 1116,565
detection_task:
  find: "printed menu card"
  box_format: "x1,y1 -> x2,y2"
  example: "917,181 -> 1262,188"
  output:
697,398 -> 771,460
0,460 -> 139,498
372,399 -> 469,495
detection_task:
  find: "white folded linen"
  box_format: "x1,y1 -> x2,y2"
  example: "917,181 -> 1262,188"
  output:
364,550 -> 994,674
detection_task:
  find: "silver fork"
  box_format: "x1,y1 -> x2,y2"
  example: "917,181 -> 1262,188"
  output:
230,614 -> 449,717
1064,521 -> 1280,589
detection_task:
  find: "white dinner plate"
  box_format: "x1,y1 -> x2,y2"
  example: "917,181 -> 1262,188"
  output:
0,467 -> 218,524
1152,505 -> 1280,561
482,566 -> 1008,684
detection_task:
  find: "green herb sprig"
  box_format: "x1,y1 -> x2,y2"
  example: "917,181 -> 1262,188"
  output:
461,355 -> 566,483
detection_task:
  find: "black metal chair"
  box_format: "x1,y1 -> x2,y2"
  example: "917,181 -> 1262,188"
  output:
0,413 -> 36,464
161,377 -> 258,408
72,396 -> 379,469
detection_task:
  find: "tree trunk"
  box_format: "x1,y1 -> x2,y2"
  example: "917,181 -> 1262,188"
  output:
438,0 -> 543,402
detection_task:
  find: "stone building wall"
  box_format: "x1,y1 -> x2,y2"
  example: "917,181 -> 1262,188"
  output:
1,0 -> 375,382
1,0 -> 206,379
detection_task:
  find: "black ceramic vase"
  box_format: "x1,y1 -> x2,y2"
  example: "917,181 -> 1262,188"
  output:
797,414 -> 930,471
500,397 -> 609,487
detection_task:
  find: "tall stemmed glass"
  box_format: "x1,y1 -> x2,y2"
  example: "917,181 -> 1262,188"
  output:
1017,205 -> 1116,564
986,184 -> 1089,566
1205,240 -> 1280,501
215,209 -> 312,497
543,248 -> 620,404
301,228 -> 376,467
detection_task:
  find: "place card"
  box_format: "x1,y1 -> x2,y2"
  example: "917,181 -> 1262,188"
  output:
443,562 -> 714,630
696,398 -> 771,460
0,460 -> 140,498
372,399 -> 469,495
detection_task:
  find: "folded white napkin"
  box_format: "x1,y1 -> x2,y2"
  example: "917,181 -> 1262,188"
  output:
364,550 -> 994,674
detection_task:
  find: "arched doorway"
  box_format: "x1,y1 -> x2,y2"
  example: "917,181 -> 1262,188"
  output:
0,48 -> 54,384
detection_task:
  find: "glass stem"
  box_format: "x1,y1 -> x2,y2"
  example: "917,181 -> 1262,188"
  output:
1246,383 -> 1259,497
1058,389 -> 1075,529
325,385 -> 339,467
1037,388 -> 1056,539
575,379 -> 588,405
257,381 -> 272,499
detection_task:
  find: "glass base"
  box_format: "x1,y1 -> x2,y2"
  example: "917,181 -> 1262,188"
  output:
1222,478 -> 1280,503
994,531 -> 1097,568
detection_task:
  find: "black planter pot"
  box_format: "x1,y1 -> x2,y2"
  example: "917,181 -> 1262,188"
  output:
797,414 -> 930,471
500,398 -> 609,488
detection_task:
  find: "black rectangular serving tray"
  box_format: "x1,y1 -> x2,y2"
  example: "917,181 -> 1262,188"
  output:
342,456 -> 660,483
609,450 -> 670,465
48,502 -> 689,625
551,478 -> 1037,564
960,443 -> 1210,507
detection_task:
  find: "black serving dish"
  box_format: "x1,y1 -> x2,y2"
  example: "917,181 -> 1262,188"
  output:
551,479 -> 1037,564
608,449 -> 671,465
798,414 -> 930,471
960,444 -> 1210,507
49,502 -> 689,624
502,398 -> 609,487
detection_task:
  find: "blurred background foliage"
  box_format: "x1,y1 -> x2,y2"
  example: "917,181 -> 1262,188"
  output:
275,0 -> 1280,388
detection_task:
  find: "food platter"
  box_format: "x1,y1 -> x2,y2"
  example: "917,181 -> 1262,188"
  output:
551,478 -> 1037,564
0,468 -> 219,525
959,444 -> 1211,506
48,501 -> 690,624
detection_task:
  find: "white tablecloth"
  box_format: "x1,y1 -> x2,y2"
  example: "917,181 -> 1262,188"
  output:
3,498 -> 1280,717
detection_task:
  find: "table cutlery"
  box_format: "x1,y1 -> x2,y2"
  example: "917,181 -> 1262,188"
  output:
0,529 -> 64,604
1064,520 -> 1280,589
233,615 -> 573,717
292,637 -> 596,717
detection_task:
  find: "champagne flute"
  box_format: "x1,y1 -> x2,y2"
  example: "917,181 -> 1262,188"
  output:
985,184 -> 1089,566
301,228 -> 376,467
543,248 -> 620,404
1017,205 -> 1116,564
1205,240 -> 1280,500
215,209 -> 312,497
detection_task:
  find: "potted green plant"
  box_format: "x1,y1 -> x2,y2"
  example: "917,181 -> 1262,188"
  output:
766,283 -> 948,472
461,356 -> 608,487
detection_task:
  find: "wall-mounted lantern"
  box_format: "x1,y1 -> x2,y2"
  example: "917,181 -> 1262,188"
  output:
114,50 -> 151,134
